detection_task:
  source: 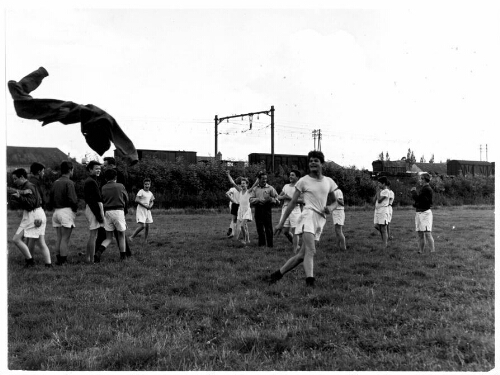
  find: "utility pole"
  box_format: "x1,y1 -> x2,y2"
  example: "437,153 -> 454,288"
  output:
312,130 -> 317,150
480,144 -> 482,161
486,144 -> 488,161
215,106 -> 275,171
317,129 -> 322,151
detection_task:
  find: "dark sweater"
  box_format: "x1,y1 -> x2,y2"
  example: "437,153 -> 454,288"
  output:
50,175 -> 78,212
84,175 -> 103,222
28,175 -> 44,208
411,184 -> 433,212
102,181 -> 128,212
12,181 -> 40,212
8,67 -> 138,165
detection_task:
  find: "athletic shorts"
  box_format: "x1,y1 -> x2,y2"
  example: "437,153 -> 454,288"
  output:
388,206 -> 393,223
332,209 -> 345,226
104,210 -> 127,232
374,208 -> 389,225
85,203 -> 104,230
295,208 -> 327,241
52,207 -> 76,228
136,205 -> 153,224
16,207 -> 46,238
415,210 -> 433,232
281,205 -> 301,228
230,203 -> 240,216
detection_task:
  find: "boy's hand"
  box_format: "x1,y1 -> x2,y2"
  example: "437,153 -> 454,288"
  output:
274,223 -> 283,236
324,206 -> 332,215
34,219 -> 42,228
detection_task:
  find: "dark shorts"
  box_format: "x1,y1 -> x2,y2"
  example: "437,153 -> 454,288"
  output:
230,203 -> 240,216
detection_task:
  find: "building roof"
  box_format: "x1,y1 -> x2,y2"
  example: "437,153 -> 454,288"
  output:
7,146 -> 71,170
449,160 -> 493,165
372,160 -> 407,167
413,162 -> 448,175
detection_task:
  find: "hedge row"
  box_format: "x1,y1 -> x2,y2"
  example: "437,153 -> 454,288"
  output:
6,156 -> 495,209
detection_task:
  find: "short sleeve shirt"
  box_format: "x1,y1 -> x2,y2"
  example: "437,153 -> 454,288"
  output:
331,189 -> 344,210
388,190 -> 395,205
227,187 -> 240,207
136,189 -> 154,206
281,184 -> 299,208
375,188 -> 390,211
295,175 -> 337,217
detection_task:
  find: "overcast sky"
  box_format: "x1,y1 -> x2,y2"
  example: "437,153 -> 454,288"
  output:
3,2 -> 499,169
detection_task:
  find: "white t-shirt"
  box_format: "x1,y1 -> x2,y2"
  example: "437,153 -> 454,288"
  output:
281,184 -> 299,207
375,188 -> 390,211
295,175 -> 337,217
227,187 -> 241,208
331,189 -> 344,210
136,189 -> 154,206
388,190 -> 395,205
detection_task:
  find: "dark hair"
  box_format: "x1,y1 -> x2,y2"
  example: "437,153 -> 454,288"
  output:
240,177 -> 249,185
143,178 -> 151,184
290,169 -> 301,179
378,176 -> 388,185
308,150 -> 325,164
30,162 -> 45,175
421,173 -> 431,182
12,168 -> 27,179
104,168 -> 117,181
86,160 -> 101,171
103,156 -> 116,166
386,180 -> 391,187
258,171 -> 267,179
332,177 -> 338,184
60,161 -> 73,174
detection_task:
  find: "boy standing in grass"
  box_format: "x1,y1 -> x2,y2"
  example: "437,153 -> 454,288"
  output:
277,170 -> 303,252
268,151 -> 337,288
83,160 -> 104,264
373,176 -> 390,251
387,180 -> 395,240
9,168 -> 52,268
331,177 -> 346,251
225,178 -> 241,238
95,168 -> 129,262
50,161 -> 78,265
411,172 -> 435,254
129,178 -> 155,243
24,162 -> 46,257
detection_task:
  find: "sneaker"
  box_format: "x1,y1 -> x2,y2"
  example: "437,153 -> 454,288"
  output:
24,258 -> 35,268
262,270 -> 283,284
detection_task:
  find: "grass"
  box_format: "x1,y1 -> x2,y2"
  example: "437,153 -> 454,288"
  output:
7,206 -> 494,370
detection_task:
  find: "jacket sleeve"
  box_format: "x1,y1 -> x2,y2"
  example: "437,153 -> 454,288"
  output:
17,186 -> 38,211
68,182 -> 79,212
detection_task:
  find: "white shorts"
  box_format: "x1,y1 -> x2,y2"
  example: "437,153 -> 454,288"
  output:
85,203 -> 104,230
281,205 -> 301,228
136,205 -> 153,224
374,208 -> 389,225
295,208 -> 327,241
16,207 -> 46,238
388,206 -> 393,223
332,209 -> 345,226
52,207 -> 76,228
415,210 -> 433,232
104,210 -> 127,232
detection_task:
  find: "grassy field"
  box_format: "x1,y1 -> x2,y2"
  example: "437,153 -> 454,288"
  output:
6,206 -> 495,371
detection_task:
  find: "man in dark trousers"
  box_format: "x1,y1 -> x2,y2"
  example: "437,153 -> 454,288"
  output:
95,157 -> 132,260
249,171 -> 279,248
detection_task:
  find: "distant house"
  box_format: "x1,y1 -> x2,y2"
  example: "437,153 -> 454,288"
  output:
372,160 -> 407,175
411,162 -> 448,176
6,146 -> 72,171
447,160 -> 494,176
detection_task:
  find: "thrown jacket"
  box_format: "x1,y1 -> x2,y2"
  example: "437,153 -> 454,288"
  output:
8,67 -> 138,165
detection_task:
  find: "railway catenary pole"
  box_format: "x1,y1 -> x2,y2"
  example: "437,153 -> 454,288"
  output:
215,106 -> 275,172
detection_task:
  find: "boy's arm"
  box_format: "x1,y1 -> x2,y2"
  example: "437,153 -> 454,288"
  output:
226,171 -> 242,191
324,191 -> 338,214
274,189 -> 301,234
68,182 -> 79,212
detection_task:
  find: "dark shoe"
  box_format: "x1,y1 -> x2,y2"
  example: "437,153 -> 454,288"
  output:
285,233 -> 293,243
305,277 -> 315,288
55,255 -> 67,265
226,228 -> 233,237
263,270 -> 283,284
45,263 -> 53,268
24,258 -> 35,268
125,249 -> 132,257
120,252 -> 127,260
94,245 -> 105,263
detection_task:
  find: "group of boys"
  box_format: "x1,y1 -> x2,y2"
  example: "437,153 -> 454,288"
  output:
227,150 -> 436,288
9,157 -> 137,267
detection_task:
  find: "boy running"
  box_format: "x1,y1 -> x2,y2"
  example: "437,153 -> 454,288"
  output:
9,168 -> 52,267
129,178 -> 155,243
268,151 -> 337,288
411,173 -> 435,253
95,168 -> 129,262
373,176 -> 390,250
331,177 -> 346,251
277,170 -> 303,252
